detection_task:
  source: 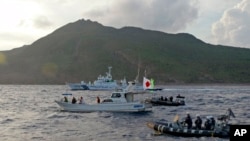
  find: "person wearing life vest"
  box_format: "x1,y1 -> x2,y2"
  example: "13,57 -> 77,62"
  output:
185,113 -> 193,129
195,115 -> 202,129
204,117 -> 211,130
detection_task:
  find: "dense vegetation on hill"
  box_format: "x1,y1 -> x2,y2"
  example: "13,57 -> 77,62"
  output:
1,19 -> 250,84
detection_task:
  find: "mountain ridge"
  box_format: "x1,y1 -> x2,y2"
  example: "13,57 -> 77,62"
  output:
1,19 -> 250,84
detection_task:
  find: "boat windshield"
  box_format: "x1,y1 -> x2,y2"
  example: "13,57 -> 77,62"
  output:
62,93 -> 72,96
102,99 -> 113,102
111,93 -> 121,98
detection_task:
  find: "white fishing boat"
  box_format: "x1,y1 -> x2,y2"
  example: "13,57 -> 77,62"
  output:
67,66 -> 127,91
55,90 -> 152,112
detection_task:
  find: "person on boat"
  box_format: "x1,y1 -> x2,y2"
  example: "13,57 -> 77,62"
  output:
204,117 -> 212,130
194,114 -> 202,129
184,113 -> 193,129
160,96 -> 164,101
64,96 -> 68,102
79,96 -> 84,104
219,108 -> 235,123
169,96 -> 173,102
210,117 -> 216,130
164,97 -> 168,101
72,97 -> 77,104
96,96 -> 100,103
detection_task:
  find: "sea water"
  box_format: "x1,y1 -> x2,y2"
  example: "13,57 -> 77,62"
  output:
0,85 -> 249,141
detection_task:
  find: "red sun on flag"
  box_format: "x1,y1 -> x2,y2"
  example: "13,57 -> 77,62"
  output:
145,81 -> 151,88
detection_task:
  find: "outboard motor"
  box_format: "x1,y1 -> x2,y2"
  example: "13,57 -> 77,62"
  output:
217,108 -> 235,123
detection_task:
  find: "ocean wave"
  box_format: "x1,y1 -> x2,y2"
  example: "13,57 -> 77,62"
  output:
0,85 -> 249,141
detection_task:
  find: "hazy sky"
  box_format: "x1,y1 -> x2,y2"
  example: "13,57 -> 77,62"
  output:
0,0 -> 249,51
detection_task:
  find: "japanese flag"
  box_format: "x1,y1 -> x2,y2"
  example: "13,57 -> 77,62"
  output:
143,77 -> 151,90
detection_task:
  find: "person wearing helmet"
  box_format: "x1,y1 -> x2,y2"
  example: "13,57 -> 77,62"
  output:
184,113 -> 193,129
194,114 -> 202,129
204,116 -> 212,130
210,117 -> 216,130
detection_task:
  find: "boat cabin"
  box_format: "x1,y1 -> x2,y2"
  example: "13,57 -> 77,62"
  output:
102,91 -> 135,103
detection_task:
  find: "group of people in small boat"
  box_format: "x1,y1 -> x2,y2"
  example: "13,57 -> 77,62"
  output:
63,96 -> 101,104
181,113 -> 216,130
160,96 -> 174,102
159,94 -> 184,102
64,96 -> 84,104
